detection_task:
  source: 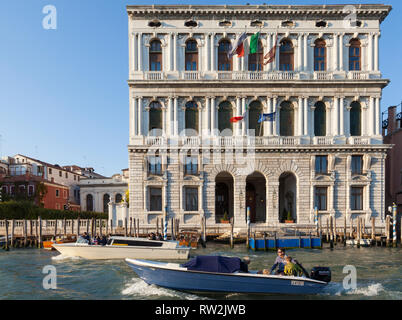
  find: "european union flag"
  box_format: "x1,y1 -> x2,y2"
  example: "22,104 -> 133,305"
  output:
258,112 -> 276,123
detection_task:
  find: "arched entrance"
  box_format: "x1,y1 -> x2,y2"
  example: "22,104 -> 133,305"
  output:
215,172 -> 234,223
246,172 -> 266,223
86,194 -> 94,212
279,172 -> 297,223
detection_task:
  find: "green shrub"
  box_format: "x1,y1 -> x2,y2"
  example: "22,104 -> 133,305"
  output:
0,201 -> 107,219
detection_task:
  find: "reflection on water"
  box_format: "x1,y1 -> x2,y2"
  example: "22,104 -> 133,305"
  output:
0,243 -> 401,300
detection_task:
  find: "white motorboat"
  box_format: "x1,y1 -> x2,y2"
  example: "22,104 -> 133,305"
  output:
52,236 -> 191,260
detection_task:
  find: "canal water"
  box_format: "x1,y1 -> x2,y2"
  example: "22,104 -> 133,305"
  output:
0,243 -> 401,300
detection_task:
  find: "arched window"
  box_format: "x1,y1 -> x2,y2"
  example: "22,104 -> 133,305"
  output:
86,194 -> 93,212
349,39 -> 361,71
149,101 -> 162,135
149,39 -> 162,71
185,39 -> 198,71
314,39 -> 326,71
314,101 -> 326,136
115,193 -> 123,203
103,194 -> 110,213
350,101 -> 362,136
218,40 -> 232,71
280,101 -> 294,136
279,39 -> 294,71
248,101 -> 264,136
185,101 -> 199,135
248,40 -> 263,71
218,101 -> 233,135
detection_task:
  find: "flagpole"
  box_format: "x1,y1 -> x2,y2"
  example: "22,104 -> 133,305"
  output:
259,110 -> 263,137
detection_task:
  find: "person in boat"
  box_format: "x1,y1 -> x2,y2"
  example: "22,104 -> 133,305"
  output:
156,233 -> 163,241
270,248 -> 292,275
99,235 -> 107,246
82,232 -> 90,243
239,256 -> 250,273
148,233 -> 156,240
284,256 -> 304,277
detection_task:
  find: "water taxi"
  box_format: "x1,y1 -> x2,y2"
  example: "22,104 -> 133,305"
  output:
52,236 -> 191,260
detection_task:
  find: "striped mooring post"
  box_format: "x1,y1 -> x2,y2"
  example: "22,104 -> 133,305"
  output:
246,207 -> 250,249
393,203 -> 397,247
314,207 -> 319,236
164,207 -> 168,241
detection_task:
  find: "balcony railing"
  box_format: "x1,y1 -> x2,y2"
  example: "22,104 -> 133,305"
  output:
181,71 -> 201,80
347,71 -> 370,80
313,71 -> 334,80
137,71 -> 378,81
216,71 -> 300,81
140,135 -> 373,147
144,71 -> 164,80
313,137 -> 335,145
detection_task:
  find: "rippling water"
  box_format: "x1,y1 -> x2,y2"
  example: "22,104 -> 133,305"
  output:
1,243 -> 401,300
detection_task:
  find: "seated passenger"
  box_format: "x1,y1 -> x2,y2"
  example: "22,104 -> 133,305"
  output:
284,256 -> 304,277
270,248 -> 288,275
239,256 -> 250,273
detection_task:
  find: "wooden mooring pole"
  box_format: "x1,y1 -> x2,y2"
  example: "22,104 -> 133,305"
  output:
329,216 -> 334,249
230,218 -> 234,249
38,216 -> 42,249
11,219 -> 15,247
357,218 -> 361,248
4,220 -> 9,250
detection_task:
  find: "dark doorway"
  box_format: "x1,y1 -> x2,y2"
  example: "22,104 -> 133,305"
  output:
215,172 -> 234,223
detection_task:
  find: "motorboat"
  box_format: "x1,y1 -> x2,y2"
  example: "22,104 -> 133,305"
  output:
52,236 -> 191,260
43,236 -> 77,250
125,255 -> 331,295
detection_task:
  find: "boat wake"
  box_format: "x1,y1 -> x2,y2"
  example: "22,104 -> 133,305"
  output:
51,254 -> 82,261
122,278 -> 208,300
321,282 -> 385,297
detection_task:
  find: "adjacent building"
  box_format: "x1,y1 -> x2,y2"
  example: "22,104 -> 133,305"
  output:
384,105 -> 402,214
133,4 -> 392,230
78,169 -> 129,213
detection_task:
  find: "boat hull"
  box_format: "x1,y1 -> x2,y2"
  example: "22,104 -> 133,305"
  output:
53,244 -> 190,260
125,259 -> 328,295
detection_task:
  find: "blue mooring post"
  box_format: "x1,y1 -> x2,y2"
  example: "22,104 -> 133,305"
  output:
393,203 -> 397,248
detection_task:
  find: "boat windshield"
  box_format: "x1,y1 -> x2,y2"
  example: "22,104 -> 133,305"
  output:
76,236 -> 89,244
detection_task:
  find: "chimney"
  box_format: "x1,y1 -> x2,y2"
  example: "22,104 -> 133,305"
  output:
387,106 -> 397,135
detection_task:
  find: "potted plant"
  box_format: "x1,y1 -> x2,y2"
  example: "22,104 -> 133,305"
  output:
220,211 -> 230,224
285,211 -> 294,224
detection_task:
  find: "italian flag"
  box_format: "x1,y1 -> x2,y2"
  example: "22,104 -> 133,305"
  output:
227,32 -> 247,59
230,103 -> 248,123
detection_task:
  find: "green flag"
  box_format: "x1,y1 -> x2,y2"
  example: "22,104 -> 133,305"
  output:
249,32 -> 260,54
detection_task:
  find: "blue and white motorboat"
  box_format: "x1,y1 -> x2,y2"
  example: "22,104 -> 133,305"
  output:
125,255 -> 331,295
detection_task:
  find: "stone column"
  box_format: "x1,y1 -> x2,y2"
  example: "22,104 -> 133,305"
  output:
204,97 -> 210,135
345,102 -> 351,137
333,33 -> 339,71
210,33 -> 215,71
241,97 -> 246,136
210,96 -> 216,136
267,96 -> 273,136
138,97 -> 143,136
129,32 -> 134,74
339,33 -> 344,71
273,96 -> 279,136
198,101 -> 203,136
374,33 -> 380,72
369,96 -> 375,137
168,97 -> 173,136
339,96 -> 345,136
138,33 -> 143,72
173,97 -> 178,136
333,97 -> 339,136
303,33 -> 308,72
173,33 -> 177,71
368,33 -> 373,72
267,34 -> 272,72
375,96 -> 381,136
298,97 -> 303,136
303,97 -> 309,136
131,96 -> 137,136
236,96 -> 242,136
362,102 -> 367,136
298,33 -> 303,72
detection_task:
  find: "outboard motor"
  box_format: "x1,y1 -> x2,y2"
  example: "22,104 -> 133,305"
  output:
310,267 -> 331,283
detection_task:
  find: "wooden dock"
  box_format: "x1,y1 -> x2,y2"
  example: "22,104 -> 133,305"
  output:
0,215 -> 400,250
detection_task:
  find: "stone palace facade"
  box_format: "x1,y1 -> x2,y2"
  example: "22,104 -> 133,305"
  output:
127,4 -> 392,229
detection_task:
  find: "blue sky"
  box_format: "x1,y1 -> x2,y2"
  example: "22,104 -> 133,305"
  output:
0,0 -> 401,177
